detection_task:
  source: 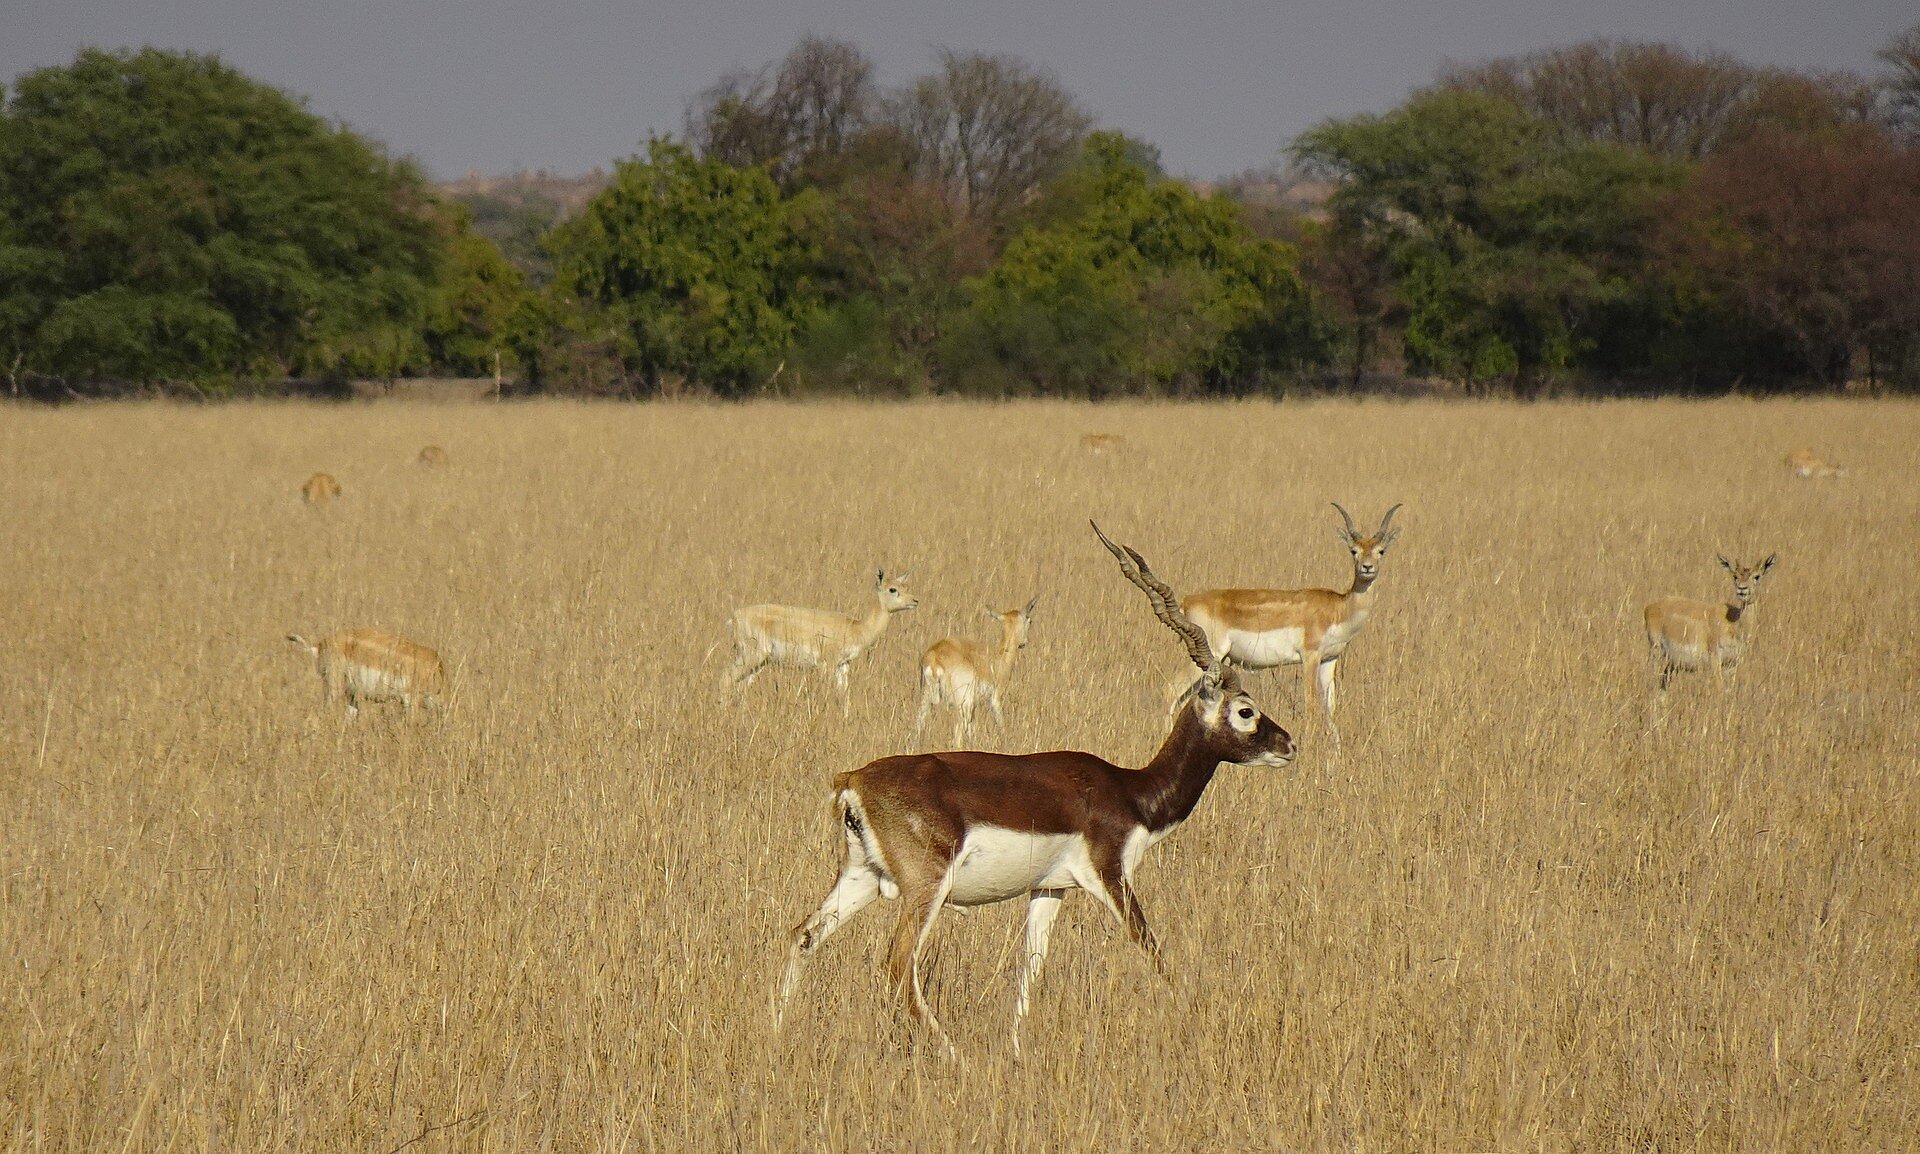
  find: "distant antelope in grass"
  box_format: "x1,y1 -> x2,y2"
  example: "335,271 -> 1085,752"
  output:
417,445 -> 448,468
287,628 -> 448,717
724,570 -> 919,713
774,524 -> 1293,1054
301,472 -> 341,507
913,597 -> 1037,745
1644,554 -> 1777,692
1784,448 -> 1844,478
1177,503 -> 1403,746
1080,433 -> 1125,454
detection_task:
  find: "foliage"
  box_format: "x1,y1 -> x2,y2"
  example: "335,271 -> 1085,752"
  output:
541,139 -> 820,394
942,133 -> 1319,395
0,47 -> 511,386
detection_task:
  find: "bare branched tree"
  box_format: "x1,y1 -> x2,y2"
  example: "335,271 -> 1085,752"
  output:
1879,22 -> 1920,140
893,49 -> 1091,225
686,35 -> 878,186
1436,40 -> 1878,158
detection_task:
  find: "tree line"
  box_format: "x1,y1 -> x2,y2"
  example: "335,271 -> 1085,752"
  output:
2,31 -> 1917,399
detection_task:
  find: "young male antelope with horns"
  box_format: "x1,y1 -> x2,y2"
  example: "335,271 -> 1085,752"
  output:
775,525 -> 1295,1054
912,597 -> 1037,746
1644,554 -> 1777,692
1178,503 -> 1403,746
723,569 -> 918,713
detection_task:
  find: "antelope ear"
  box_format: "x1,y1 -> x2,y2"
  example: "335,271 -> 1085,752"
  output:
1759,553 -> 1778,575
894,571 -> 912,583
1024,596 -> 1038,617
875,567 -> 886,584
982,606 -> 1000,620
1717,554 -> 1734,572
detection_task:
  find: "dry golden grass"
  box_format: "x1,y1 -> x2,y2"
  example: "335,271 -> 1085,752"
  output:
2,397 -> 1917,1151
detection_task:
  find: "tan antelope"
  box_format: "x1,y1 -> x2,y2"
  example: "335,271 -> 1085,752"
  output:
724,569 -> 919,713
913,597 -> 1038,745
1080,433 -> 1126,454
287,628 -> 448,717
301,472 -> 341,507
1784,448 -> 1844,478
1177,503 -> 1403,745
1644,554 -> 1777,692
417,445 -> 449,468
775,524 -> 1294,1054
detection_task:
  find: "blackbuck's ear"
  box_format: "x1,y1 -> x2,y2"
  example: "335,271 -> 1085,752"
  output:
875,567 -> 886,584
1717,554 -> 1734,572
1023,596 -> 1038,617
894,572 -> 911,583
982,607 -> 1000,620
1759,553 -> 1778,575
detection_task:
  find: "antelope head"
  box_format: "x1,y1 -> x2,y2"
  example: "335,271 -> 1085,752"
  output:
876,569 -> 920,613
1092,522 -> 1295,770
1717,554 -> 1777,606
1333,502 -> 1403,585
985,596 -> 1038,650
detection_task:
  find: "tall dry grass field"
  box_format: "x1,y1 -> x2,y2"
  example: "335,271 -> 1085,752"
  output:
2,398 -> 1916,1150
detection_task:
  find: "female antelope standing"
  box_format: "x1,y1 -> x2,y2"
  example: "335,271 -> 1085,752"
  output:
723,569 -> 918,713
287,628 -> 447,717
912,597 -> 1037,745
775,526 -> 1294,1054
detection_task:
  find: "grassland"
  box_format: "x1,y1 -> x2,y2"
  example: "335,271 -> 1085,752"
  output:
2,397 -> 1916,1151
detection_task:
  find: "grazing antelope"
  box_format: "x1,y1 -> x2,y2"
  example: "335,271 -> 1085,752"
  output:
417,445 -> 449,468
1784,448 -> 1844,478
1644,554 -> 1777,692
301,472 -> 341,507
724,570 -> 919,713
1178,503 -> 1403,745
1080,433 -> 1125,454
913,597 -> 1038,745
775,524 -> 1295,1054
287,628 -> 448,717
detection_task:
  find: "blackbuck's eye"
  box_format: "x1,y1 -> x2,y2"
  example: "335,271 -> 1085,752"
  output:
1237,707 -> 1255,721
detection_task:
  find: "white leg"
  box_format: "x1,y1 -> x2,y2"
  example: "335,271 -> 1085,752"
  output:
911,694 -> 932,741
1318,657 -> 1339,716
987,686 -> 1005,729
775,866 -> 884,1027
834,664 -> 852,715
1012,889 -> 1066,1053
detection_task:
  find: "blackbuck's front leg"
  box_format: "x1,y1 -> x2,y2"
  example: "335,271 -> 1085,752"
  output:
775,863 -> 884,1027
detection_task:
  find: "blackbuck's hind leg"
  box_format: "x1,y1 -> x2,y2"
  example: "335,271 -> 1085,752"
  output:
886,869 -> 956,1051
1318,657 -> 1340,716
1012,889 -> 1067,1055
774,864 -> 884,1027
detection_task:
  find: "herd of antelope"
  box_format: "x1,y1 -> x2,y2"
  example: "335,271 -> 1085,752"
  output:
279,435 -> 1843,1054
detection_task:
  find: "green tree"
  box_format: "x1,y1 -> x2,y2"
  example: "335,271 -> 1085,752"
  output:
541,140 -> 820,394
0,47 -> 478,386
1296,91 -> 1685,394
943,133 -> 1318,395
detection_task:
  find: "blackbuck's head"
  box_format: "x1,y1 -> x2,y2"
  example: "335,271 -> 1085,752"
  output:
1333,503 -> 1403,584
875,569 -> 920,613
1091,522 -> 1296,770
1717,554 -> 1777,605
987,596 -> 1039,649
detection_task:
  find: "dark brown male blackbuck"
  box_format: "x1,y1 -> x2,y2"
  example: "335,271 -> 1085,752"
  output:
774,523 -> 1296,1054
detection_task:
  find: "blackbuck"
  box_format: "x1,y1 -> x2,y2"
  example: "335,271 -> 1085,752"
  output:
417,445 -> 449,468
775,524 -> 1295,1054
287,628 -> 448,717
1178,503 -> 1403,746
1644,554 -> 1777,691
723,570 -> 919,713
1080,433 -> 1125,454
913,597 -> 1038,745
301,472 -> 342,507
1784,448 -> 1844,478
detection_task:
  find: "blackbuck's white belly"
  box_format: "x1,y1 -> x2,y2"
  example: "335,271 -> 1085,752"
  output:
946,827 -> 1090,906
1223,627 -> 1307,668
344,665 -> 413,701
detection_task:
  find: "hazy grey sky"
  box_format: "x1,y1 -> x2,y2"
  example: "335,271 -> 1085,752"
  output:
4,0 -> 1912,180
